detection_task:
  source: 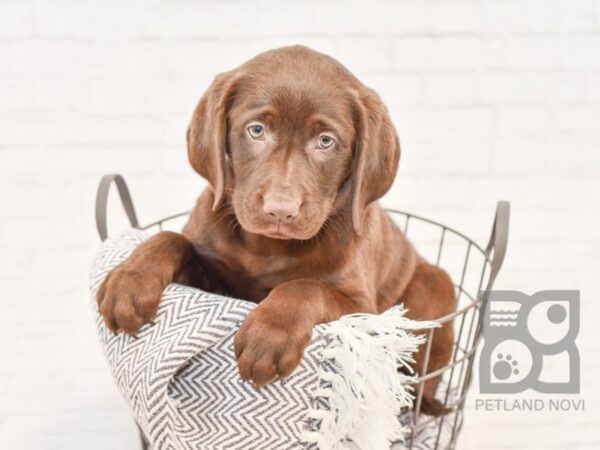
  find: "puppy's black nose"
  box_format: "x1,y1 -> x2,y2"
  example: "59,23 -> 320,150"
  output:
263,197 -> 299,223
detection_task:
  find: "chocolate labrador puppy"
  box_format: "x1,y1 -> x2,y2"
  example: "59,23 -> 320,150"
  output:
97,46 -> 455,415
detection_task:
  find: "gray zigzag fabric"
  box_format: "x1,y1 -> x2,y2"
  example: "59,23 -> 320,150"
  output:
90,230 -> 326,449
90,230 -> 458,450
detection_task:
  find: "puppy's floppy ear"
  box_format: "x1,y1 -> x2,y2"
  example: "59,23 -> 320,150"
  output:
187,70 -> 241,210
349,87 -> 400,233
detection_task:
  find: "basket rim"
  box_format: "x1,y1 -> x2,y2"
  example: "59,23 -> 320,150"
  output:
138,208 -> 492,326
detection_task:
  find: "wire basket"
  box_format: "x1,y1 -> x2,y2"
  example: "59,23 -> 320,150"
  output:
95,174 -> 509,450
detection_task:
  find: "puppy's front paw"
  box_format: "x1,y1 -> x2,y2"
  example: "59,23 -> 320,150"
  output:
233,310 -> 311,387
96,266 -> 164,335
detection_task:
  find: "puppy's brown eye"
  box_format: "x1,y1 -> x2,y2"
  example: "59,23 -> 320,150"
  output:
247,124 -> 264,139
318,134 -> 335,149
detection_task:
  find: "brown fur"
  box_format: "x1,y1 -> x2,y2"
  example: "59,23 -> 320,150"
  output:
97,46 -> 456,415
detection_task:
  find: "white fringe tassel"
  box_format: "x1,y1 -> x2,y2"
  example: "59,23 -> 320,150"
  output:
303,306 -> 439,450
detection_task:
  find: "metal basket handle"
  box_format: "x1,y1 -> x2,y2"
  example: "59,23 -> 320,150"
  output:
95,174 -> 140,242
484,200 -> 510,291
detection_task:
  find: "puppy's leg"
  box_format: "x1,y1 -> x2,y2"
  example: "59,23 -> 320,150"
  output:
97,231 -> 203,335
401,262 -> 456,416
233,279 -> 364,387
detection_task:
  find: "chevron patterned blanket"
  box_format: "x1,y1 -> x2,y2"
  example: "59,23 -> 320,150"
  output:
90,230 -> 458,450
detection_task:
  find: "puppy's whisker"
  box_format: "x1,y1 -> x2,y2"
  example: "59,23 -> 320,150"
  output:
225,216 -> 241,234
213,203 -> 237,227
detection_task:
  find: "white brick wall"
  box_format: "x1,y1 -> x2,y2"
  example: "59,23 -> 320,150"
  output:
1,1 -> 598,449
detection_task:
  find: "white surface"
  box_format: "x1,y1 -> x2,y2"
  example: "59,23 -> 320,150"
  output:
0,0 -> 599,449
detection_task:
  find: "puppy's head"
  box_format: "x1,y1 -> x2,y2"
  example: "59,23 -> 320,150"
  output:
187,45 -> 399,240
